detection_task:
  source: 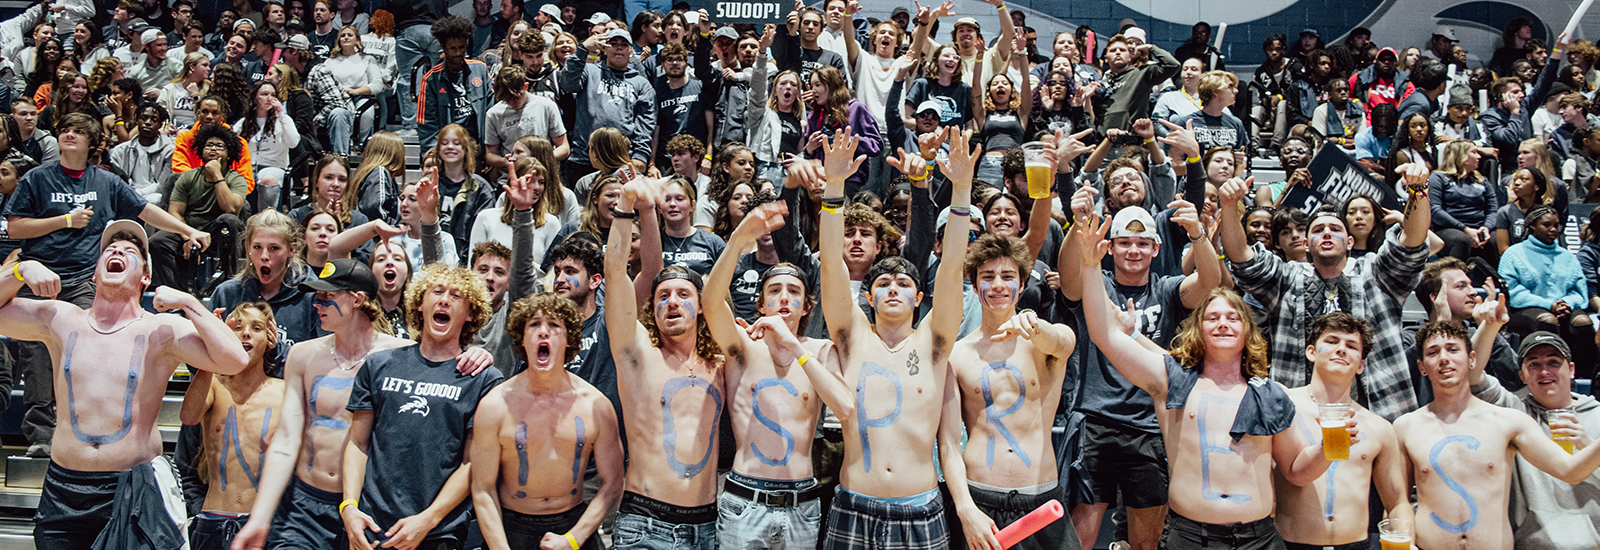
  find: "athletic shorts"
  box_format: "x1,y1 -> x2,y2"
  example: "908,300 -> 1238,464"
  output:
192,512 -> 249,550
34,457 -> 187,550
268,476 -> 345,550
1159,512 -> 1285,550
963,483 -> 1075,550
1079,416 -> 1168,509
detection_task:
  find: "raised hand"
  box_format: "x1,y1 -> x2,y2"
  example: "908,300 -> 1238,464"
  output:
1077,211 -> 1112,268
1168,199 -> 1202,239
786,158 -> 824,190
151,285 -> 196,312
886,147 -> 929,184
1157,119 -> 1200,160
930,0 -> 954,19
1131,118 -> 1154,139
1472,277 -> 1509,326
761,23 -> 776,50
735,200 -> 789,241
506,160 -> 539,211
937,129 -> 982,190
1113,297 -> 1139,336
1054,128 -> 1095,171
1394,162 -> 1429,195
417,167 -> 441,224
916,126 -> 949,161
821,128 -> 866,182
1069,184 -> 1098,221
1219,176 -> 1253,206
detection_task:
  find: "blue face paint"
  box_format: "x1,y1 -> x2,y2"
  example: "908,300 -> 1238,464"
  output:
304,374 -> 355,469
314,298 -> 344,317
1428,435 -> 1481,534
217,405 -> 270,490
980,362 -> 1030,468
1198,393 -> 1253,503
750,378 -> 799,466
662,376 -> 724,478
679,299 -> 696,320
977,280 -> 1020,309
855,362 -> 903,471
62,332 -> 140,447
559,275 -> 583,291
513,422 -> 529,498
871,287 -> 900,311
569,416 -> 586,495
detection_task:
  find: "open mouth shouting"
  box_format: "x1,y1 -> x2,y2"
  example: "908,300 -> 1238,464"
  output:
430,309 -> 453,332
533,340 -> 554,367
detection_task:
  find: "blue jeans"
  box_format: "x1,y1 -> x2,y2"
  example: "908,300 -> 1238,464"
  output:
328,107 -> 354,155
614,512 -> 717,550
395,24 -> 439,130
716,482 -> 822,550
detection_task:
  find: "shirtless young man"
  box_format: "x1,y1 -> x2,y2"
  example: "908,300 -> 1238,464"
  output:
0,219 -> 248,550
1272,312 -> 1413,550
1397,320 -> 1600,550
798,128 -> 975,549
230,258 -> 411,550
605,176 -> 726,548
340,264 -> 505,550
1075,212 -> 1348,550
706,196 -> 838,549
471,292 -> 624,550
180,302 -> 287,550
947,233 -> 1077,550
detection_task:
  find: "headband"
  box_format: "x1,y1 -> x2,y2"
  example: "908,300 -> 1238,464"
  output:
653,269 -> 704,291
761,265 -> 808,288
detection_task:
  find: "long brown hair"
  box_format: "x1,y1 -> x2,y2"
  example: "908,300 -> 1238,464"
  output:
350,131 -> 406,209
638,266 -> 722,360
579,175 -> 622,238
499,157 -> 550,227
519,135 -> 565,219
808,65 -> 852,128
1168,289 -> 1271,379
312,154 -> 354,225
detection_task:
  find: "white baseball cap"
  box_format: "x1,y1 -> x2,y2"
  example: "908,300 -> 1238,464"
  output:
1107,207 -> 1160,244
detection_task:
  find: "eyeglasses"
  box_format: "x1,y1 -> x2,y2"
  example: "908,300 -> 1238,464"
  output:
203,141 -> 228,150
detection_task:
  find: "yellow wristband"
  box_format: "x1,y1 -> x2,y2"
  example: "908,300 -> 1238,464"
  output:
906,170 -> 930,181
796,353 -> 813,366
1185,156 -> 1200,164
12,263 -> 23,282
564,533 -> 580,550
1217,253 -> 1227,260
338,499 -> 358,513
63,213 -> 71,229
820,204 -> 840,215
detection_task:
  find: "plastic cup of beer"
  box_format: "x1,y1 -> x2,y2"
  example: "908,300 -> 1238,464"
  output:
1019,142 -> 1053,199
1550,407 -> 1576,454
1318,402 -> 1352,461
1379,518 -> 1412,550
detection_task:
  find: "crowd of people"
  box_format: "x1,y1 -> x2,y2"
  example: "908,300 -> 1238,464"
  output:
0,0 -> 1595,549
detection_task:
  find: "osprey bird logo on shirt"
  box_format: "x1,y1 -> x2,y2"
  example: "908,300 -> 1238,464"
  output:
399,396 -> 430,417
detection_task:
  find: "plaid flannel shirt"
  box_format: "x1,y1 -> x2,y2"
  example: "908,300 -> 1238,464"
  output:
305,64 -> 354,126
1233,240 -> 1429,421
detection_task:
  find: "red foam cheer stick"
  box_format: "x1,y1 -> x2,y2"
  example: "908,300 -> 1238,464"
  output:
995,499 -> 1064,549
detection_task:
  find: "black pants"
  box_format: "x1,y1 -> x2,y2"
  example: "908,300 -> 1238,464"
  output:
150,214 -> 245,292
16,279 -> 95,447
1159,512 -> 1285,550
33,462 -> 120,550
503,506 -> 602,550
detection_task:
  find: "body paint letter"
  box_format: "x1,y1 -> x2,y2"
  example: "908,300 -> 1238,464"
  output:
855,362 -> 902,471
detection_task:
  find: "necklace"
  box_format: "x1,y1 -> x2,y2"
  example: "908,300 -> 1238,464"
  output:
880,327 -> 916,353
88,312 -> 145,335
330,337 -> 378,370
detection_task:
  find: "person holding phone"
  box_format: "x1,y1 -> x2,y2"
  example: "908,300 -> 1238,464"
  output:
1483,32 -> 1567,163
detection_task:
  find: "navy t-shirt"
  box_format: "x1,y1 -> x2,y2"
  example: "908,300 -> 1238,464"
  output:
1067,272 -> 1188,433
5,163 -> 148,282
906,78 -> 973,129
568,307 -> 622,447
1177,111 -> 1251,153
348,345 -> 504,544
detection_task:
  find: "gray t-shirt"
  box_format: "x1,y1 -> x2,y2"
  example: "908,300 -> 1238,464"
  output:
483,94 -> 566,148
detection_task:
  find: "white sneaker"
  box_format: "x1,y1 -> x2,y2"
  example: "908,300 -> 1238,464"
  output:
393,128 -> 418,139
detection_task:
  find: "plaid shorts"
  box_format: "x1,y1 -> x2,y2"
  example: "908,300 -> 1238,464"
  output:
823,486 -> 948,550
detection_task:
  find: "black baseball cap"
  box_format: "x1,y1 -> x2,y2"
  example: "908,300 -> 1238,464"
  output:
1518,331 -> 1571,362
299,259 -> 379,297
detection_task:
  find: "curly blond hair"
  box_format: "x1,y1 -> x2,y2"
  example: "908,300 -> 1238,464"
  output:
403,263 -> 492,348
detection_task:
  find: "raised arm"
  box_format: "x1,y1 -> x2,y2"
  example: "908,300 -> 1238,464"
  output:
1216,176 -> 1256,263
154,286 -> 248,375
1174,200 -> 1223,308
1055,184 -> 1098,302
328,220 -> 407,261
816,130 -> 870,339
504,163 -> 541,304
989,0 -> 1014,61
1513,412 -> 1600,484
1077,214 -> 1169,396
632,189 -> 664,307
606,176 -> 657,374
706,201 -> 788,352
927,130 -> 978,344
1395,163 -> 1432,248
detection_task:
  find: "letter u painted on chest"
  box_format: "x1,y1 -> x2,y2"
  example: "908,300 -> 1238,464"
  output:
62,332 -> 143,447
662,376 -> 724,479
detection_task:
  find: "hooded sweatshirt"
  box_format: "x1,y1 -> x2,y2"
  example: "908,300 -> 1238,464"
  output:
559,45 -> 656,165
1094,45 -> 1180,133
210,263 -> 326,377
1470,375 -> 1600,549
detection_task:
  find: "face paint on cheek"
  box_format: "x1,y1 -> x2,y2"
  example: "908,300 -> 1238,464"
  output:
678,299 -> 696,320
315,299 -> 343,316
872,288 -> 895,310
560,275 -> 582,290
